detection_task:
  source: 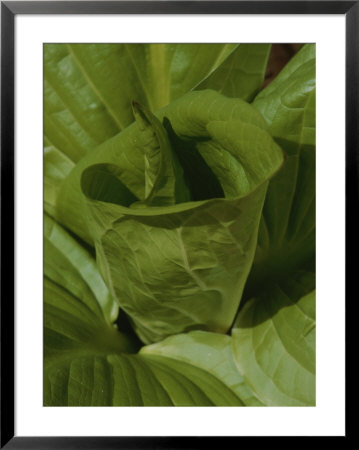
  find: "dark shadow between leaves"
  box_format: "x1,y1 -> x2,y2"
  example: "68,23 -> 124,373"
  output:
237,266 -> 315,329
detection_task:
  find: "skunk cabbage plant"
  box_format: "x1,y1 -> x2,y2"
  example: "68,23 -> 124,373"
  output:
44,43 -> 315,406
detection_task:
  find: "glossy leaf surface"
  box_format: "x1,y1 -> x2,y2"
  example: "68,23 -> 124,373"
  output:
43,43 -> 316,407
232,271 -> 315,406
45,350 -> 244,406
44,217 -> 243,406
76,91 -> 283,343
44,43 -> 271,219
247,44 -> 316,295
142,331 -> 263,406
197,43 -> 271,101
44,214 -> 118,324
44,43 -> 238,161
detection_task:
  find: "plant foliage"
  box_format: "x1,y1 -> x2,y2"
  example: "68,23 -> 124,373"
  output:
44,43 -> 315,406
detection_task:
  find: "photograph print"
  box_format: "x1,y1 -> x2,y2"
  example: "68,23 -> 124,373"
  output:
44,43 -> 315,407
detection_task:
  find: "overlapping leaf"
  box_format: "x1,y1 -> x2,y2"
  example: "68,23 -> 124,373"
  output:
44,43 -> 240,167
43,43 -> 316,407
197,43 -> 271,101
75,91 -> 283,343
45,350 -> 244,406
44,43 -> 270,219
246,44 -> 316,295
44,215 -> 244,406
44,214 -> 119,325
141,331 -> 263,406
55,88 -> 282,241
232,271 -> 315,406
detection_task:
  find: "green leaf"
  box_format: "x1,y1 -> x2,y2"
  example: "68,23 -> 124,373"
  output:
45,350 -> 243,406
255,43 -> 315,100
112,43 -> 239,111
44,214 -> 243,406
247,44 -> 315,295
131,102 -> 191,206
44,140 -> 75,217
232,271 -> 315,406
253,44 -> 315,146
81,192 -> 269,344
44,272 -> 242,406
44,45 -> 119,162
163,117 -> 225,201
44,43 -> 240,213
75,91 -> 283,343
56,89 -> 283,244
43,44 -> 316,407
44,43 -> 273,225
44,43 -> 239,156
141,330 -> 263,406
44,214 -> 118,324
44,278 -> 136,362
197,44 -> 271,101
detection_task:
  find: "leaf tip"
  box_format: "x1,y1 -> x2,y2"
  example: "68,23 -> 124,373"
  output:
132,100 -> 151,130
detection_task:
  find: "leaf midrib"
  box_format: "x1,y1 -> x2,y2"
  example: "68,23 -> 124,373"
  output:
66,44 -> 125,130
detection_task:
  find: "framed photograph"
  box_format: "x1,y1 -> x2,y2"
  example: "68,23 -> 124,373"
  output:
1,1 -> 352,447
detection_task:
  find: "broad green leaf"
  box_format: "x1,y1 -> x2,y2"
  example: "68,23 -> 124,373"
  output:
73,91 -> 283,343
232,271 -> 315,406
43,44 -> 316,407
44,43 -> 238,161
44,214 -> 118,324
247,44 -> 316,295
44,43 -> 269,222
81,190 -> 269,344
44,140 -> 75,217
44,273 -> 242,406
253,44 -> 315,146
197,44 -> 271,101
44,278 -> 136,363
44,215 -> 243,406
44,45 -> 119,162
255,43 -> 315,99
56,89 -> 282,244
141,355 -> 244,406
141,330 -> 263,406
44,219 -> 138,363
100,43 -> 238,112
45,350 -> 243,406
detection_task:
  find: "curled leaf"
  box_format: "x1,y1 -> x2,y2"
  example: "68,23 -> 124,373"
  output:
77,90 -> 284,343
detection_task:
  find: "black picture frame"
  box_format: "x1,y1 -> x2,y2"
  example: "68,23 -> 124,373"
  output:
1,1 -> 353,447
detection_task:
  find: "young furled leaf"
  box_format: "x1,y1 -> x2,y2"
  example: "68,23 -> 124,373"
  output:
131,101 -> 191,207
79,91 -> 283,343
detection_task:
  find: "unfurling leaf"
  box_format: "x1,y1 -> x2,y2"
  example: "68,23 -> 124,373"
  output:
76,90 -> 284,343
